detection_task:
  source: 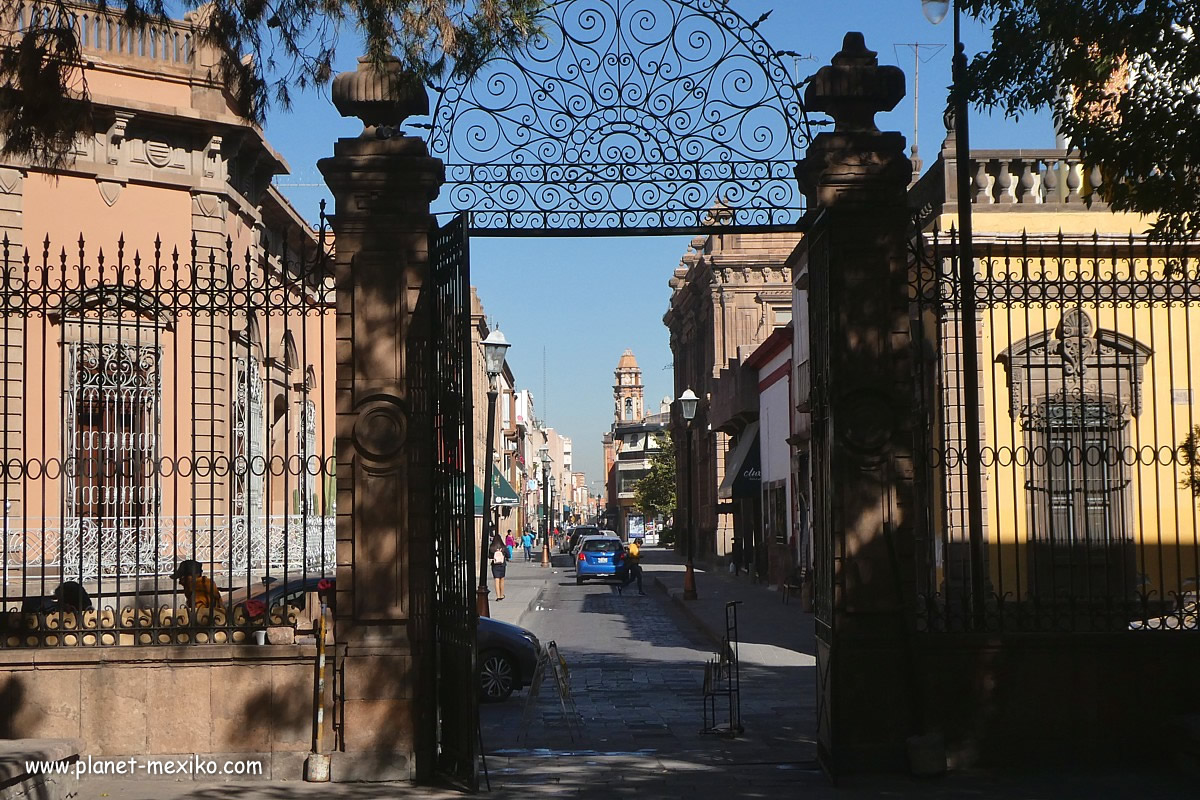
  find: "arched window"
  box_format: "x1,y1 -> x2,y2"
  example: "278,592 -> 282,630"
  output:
60,288 -> 167,529
624,397 -> 634,420
997,308 -> 1152,601
233,317 -> 266,520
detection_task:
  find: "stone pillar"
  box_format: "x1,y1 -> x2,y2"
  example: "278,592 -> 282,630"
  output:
190,190 -> 229,524
317,58 -> 439,781
0,167 -> 23,516
797,33 -> 919,773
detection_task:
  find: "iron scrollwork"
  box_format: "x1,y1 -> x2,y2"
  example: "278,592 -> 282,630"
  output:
428,0 -> 813,234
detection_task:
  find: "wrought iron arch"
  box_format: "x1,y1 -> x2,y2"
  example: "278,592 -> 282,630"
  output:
428,0 -> 813,235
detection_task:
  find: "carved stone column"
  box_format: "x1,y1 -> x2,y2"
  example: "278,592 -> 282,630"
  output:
0,167 -> 22,515
797,33 -> 918,773
317,57 -> 439,781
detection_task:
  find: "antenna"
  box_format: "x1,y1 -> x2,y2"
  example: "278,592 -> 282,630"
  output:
894,43 -> 946,166
791,53 -> 816,85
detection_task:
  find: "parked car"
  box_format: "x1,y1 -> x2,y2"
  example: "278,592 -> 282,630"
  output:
478,616 -> 542,701
563,525 -> 599,554
228,574 -> 334,621
234,576 -> 541,701
575,535 -> 628,585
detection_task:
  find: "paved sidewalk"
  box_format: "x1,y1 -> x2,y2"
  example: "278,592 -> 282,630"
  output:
639,547 -> 815,669
484,553 -> 559,629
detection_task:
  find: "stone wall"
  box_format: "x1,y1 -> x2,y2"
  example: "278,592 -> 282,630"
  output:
0,646 -> 334,779
914,634 -> 1200,769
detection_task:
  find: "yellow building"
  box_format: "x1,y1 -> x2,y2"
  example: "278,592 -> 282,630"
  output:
910,141 -> 1199,627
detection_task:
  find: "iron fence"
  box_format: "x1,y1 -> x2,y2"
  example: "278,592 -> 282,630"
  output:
911,230 -> 1200,632
0,223 -> 336,646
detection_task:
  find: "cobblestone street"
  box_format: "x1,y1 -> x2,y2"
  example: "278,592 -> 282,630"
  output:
480,549 -> 817,770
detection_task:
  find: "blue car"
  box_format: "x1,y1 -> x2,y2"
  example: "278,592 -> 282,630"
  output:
575,536 -> 628,584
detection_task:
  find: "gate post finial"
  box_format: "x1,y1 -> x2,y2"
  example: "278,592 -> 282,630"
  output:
797,32 -> 909,210
332,56 -> 429,137
806,32 -> 904,134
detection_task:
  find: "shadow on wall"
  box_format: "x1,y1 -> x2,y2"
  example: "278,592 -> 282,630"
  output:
0,673 -> 38,738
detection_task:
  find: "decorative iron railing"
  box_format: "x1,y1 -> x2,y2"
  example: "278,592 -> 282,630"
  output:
910,229 -> 1200,632
2,514 -> 336,580
0,220 -> 336,644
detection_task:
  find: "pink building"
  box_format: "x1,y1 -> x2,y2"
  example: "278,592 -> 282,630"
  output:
0,1 -> 336,612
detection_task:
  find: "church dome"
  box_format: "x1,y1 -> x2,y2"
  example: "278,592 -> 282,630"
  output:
617,348 -> 639,370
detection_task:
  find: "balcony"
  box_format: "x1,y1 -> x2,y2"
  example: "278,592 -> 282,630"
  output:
911,149 -> 1114,231
709,358 -> 758,435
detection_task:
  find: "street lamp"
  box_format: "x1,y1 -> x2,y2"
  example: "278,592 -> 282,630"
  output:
678,389 -> 699,600
539,446 -> 552,567
477,329 -> 511,618
923,0 -> 985,628
550,475 -> 557,544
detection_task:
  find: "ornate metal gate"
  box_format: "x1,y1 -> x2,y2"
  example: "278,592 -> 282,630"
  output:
416,0 -> 820,784
805,223 -> 836,776
428,0 -> 812,235
428,213 -> 478,787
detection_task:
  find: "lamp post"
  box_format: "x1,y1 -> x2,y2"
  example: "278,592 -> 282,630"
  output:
679,389 -> 699,600
550,475 -> 557,543
923,0 -> 986,628
477,329 -> 511,618
539,446 -> 552,567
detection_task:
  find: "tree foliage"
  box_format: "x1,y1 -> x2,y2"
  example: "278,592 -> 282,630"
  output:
1181,424 -> 1200,498
633,432 -> 676,520
963,1 -> 1200,242
0,0 -> 543,166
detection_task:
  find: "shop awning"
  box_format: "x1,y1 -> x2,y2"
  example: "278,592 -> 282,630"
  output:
474,466 -> 521,516
717,422 -> 761,500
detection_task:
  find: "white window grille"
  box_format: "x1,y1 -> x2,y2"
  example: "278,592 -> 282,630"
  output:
298,397 -> 317,515
64,342 -> 161,524
233,356 -> 266,519
61,341 -> 161,578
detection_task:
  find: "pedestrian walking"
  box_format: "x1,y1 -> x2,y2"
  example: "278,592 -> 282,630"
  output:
504,532 -> 516,560
620,539 -> 644,595
731,538 -> 743,577
521,530 -> 534,561
490,533 -> 508,600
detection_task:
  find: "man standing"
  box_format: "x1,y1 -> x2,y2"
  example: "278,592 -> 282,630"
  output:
620,539 -> 644,595
522,530 -> 534,561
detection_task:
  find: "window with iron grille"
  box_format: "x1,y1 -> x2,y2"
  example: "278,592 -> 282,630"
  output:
64,342 -> 161,526
298,397 -> 317,514
233,356 -> 265,519
763,480 -> 787,545
1032,401 -> 1128,546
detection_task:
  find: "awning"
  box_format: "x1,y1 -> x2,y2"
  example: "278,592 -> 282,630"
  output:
717,422 -> 761,500
474,466 -> 521,516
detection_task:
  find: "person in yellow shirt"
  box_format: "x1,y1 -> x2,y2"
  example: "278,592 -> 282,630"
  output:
620,539 -> 644,595
170,559 -> 222,609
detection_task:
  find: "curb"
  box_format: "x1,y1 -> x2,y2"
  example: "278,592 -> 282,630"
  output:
651,573 -> 724,652
516,585 -> 547,629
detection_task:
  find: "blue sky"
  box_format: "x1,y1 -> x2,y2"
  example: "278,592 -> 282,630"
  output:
262,1 -> 1052,483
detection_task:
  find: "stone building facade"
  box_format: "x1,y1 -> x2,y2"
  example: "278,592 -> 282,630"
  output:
663,229 -> 798,563
0,0 -> 336,776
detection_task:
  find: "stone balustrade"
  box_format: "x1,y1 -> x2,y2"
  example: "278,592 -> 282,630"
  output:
7,1 -> 211,75
962,150 -> 1108,207
911,148 -> 1112,227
